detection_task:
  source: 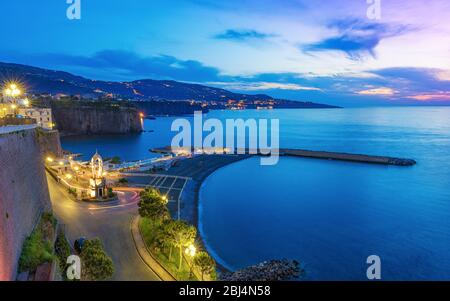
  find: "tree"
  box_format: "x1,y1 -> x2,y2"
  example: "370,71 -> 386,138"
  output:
109,156 -> 121,164
165,220 -> 197,270
154,221 -> 175,260
193,251 -> 216,281
80,238 -> 114,281
140,188 -> 167,204
138,188 -> 170,223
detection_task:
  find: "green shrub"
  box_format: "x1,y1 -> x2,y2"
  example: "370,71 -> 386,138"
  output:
118,178 -> 128,184
109,156 -> 121,164
19,230 -> 54,272
18,212 -> 57,273
55,231 -> 71,278
107,188 -> 115,198
68,188 -> 77,197
80,239 -> 114,281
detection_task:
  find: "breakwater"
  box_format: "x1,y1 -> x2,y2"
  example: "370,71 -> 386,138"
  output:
150,146 -> 416,166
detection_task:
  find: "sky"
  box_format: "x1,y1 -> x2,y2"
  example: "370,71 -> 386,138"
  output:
0,0 -> 450,106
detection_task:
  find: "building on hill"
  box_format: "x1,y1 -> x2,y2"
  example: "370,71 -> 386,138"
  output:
18,108 -> 54,130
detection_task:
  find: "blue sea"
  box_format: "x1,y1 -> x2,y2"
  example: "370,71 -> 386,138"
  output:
62,107 -> 450,280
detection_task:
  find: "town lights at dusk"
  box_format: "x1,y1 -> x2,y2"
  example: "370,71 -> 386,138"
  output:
1,0 -> 450,295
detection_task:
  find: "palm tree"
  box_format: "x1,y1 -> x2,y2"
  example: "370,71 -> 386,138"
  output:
156,221 -> 175,261
193,251 -> 216,281
165,220 -> 197,270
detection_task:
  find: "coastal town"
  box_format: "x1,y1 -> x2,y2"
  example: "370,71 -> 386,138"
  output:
0,79 -> 419,282
0,80 -> 307,281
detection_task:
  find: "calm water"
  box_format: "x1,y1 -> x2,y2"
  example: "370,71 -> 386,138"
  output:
62,107 -> 450,280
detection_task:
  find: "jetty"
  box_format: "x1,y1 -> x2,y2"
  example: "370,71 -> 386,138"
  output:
150,146 -> 416,166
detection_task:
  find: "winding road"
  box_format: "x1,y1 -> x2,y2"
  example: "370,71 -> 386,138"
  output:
46,173 -> 159,281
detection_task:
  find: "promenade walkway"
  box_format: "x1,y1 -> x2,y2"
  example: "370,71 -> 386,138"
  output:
130,215 -> 176,281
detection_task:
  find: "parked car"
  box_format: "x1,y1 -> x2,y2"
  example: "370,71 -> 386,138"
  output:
74,237 -> 86,254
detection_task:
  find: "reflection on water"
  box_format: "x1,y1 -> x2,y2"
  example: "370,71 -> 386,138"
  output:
62,107 -> 450,280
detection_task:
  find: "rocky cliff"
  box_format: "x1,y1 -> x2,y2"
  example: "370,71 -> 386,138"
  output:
50,101 -> 143,135
132,100 -> 207,116
0,127 -> 59,280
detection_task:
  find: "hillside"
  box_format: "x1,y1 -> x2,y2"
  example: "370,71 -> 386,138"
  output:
0,62 -> 338,108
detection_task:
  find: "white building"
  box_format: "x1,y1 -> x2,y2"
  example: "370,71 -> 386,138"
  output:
18,108 -> 54,130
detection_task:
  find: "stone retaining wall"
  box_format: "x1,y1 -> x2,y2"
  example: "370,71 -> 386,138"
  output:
0,127 -> 58,280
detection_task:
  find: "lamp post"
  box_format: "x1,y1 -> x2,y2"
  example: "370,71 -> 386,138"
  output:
3,83 -> 22,115
185,244 -> 197,279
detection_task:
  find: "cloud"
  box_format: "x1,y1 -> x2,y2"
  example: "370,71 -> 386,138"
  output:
305,18 -> 414,59
357,87 -> 396,96
406,92 -> 450,101
213,29 -> 275,42
208,81 -> 322,91
2,49 -> 450,106
435,70 -> 450,81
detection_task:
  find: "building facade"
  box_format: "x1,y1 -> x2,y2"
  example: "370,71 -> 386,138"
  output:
18,108 -> 54,130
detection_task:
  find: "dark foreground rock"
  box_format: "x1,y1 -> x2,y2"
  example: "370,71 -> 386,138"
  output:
219,259 -> 303,281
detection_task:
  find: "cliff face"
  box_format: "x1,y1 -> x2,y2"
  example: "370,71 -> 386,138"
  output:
51,102 -> 143,135
132,100 -> 207,116
0,128 -> 57,280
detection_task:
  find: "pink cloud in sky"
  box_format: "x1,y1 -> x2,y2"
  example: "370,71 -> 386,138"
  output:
407,92 -> 450,101
357,87 -> 396,96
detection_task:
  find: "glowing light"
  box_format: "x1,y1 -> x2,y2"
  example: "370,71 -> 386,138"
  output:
65,174 -> 73,180
46,157 -> 54,163
3,83 -> 22,97
23,98 -> 30,107
185,244 -> 196,258
139,112 -> 144,118
59,161 -> 64,166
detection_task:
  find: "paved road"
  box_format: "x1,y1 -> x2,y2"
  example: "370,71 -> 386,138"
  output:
47,173 -> 159,281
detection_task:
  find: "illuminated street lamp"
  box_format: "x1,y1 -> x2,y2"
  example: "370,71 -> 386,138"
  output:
185,244 -> 196,257
185,244 -> 197,279
3,83 -> 22,99
3,83 -> 23,115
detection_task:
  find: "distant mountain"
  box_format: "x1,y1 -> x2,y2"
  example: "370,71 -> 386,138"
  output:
0,62 -> 338,108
